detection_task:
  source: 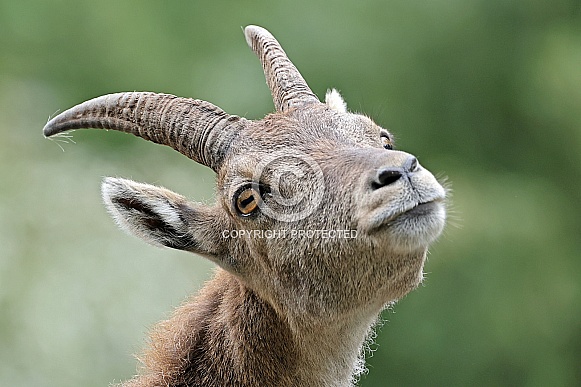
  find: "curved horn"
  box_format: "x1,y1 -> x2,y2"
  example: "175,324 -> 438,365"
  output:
43,92 -> 246,171
244,25 -> 320,112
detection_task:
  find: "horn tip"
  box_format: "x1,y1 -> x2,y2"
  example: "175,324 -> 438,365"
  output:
43,118 -> 62,138
43,110 -> 75,138
243,25 -> 270,48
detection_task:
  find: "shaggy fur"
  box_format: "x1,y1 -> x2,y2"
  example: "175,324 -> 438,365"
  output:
44,26 -> 446,386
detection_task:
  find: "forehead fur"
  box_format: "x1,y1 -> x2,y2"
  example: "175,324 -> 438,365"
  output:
245,107 -> 384,149
216,108 -> 386,185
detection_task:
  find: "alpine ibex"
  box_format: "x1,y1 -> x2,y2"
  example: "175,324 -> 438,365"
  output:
43,25 -> 446,387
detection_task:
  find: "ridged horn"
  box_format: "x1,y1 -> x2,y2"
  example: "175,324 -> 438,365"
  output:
43,92 -> 246,171
244,25 -> 320,112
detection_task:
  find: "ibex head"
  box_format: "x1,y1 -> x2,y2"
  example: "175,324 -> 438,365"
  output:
44,26 -> 445,329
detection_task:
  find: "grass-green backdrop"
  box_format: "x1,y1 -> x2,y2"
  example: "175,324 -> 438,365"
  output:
1,1 -> 580,386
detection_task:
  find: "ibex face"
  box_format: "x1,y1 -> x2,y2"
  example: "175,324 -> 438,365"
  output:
213,103 -> 446,322
44,26 -> 445,329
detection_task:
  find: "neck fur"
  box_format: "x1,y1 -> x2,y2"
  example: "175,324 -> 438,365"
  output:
122,269 -> 385,387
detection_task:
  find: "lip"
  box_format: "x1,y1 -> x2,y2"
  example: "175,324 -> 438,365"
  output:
375,199 -> 444,229
404,200 -> 441,215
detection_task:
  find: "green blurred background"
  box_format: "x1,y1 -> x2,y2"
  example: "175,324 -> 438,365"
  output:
1,0 -> 580,386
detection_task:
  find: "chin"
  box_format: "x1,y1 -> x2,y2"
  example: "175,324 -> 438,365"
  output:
384,201 -> 446,253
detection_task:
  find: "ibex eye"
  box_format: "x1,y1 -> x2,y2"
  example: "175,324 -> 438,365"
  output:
380,133 -> 394,150
235,187 -> 260,215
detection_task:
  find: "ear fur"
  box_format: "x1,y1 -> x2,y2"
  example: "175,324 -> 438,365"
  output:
101,177 -> 226,258
325,88 -> 347,113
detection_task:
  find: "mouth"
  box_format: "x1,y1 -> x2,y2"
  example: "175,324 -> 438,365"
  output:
364,198 -> 446,251
393,198 -> 441,220
369,198 -> 446,232
400,200 -> 442,218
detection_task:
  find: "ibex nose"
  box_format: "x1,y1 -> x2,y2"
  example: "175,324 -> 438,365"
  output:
403,156 -> 419,173
375,168 -> 402,188
372,156 -> 418,189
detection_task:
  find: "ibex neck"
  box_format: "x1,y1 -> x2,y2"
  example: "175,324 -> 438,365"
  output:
292,312 -> 380,387
128,269 -> 377,387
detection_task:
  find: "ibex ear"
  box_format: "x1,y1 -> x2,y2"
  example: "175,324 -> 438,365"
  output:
101,177 -> 227,259
325,89 -> 347,113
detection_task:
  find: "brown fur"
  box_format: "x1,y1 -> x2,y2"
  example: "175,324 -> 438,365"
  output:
44,26 -> 447,386
122,271 -> 298,387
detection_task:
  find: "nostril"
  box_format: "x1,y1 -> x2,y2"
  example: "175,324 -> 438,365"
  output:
373,168 -> 402,189
404,156 -> 418,173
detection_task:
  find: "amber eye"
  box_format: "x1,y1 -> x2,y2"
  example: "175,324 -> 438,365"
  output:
236,187 -> 260,215
381,135 -> 394,150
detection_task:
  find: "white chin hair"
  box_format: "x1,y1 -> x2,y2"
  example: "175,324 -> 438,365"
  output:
387,203 -> 446,252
